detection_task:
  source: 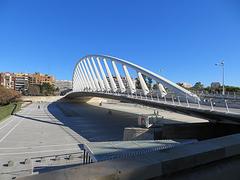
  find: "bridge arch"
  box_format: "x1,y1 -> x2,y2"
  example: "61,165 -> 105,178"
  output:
71,55 -> 199,101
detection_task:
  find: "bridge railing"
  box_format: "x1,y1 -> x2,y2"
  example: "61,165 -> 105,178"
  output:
71,55 -> 239,114
82,90 -> 237,114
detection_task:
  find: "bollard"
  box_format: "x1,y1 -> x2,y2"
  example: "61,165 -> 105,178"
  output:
55,156 -> 61,161
186,97 -> 190,107
225,99 -> 229,113
197,100 -> 201,109
210,98 -> 214,111
40,157 -> 46,163
7,161 -> 14,167
24,158 -> 31,165
171,95 -> 175,105
164,96 -> 167,103
68,154 -> 74,160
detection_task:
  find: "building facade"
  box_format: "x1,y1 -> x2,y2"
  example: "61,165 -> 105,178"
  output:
29,73 -> 55,85
14,73 -> 29,92
0,72 -> 55,93
0,72 -> 15,89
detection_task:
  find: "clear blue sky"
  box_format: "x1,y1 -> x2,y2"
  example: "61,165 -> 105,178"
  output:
0,0 -> 240,86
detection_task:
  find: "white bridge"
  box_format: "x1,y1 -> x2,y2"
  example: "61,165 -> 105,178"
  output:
71,55 -> 198,101
66,55 -> 240,123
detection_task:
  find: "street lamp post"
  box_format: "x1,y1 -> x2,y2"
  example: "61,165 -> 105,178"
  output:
215,60 -> 225,95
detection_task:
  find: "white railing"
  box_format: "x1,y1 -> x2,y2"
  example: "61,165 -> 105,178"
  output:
75,90 -> 239,115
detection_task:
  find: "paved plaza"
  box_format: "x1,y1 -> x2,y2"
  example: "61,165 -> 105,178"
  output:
0,100 -> 208,179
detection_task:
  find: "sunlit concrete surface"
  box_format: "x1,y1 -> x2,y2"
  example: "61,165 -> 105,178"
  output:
0,100 -> 209,179
88,100 -> 209,124
0,103 -> 82,179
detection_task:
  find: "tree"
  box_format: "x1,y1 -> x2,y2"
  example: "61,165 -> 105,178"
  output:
153,83 -> 158,90
27,85 -> 41,96
40,83 -> 55,96
142,74 -> 153,90
135,78 -> 141,89
147,77 -> 153,89
176,83 -> 183,87
135,76 -> 153,90
0,86 -> 20,105
193,82 -> 204,90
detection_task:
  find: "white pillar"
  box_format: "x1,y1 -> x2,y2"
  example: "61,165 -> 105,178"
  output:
97,58 -> 111,91
78,64 -> 89,90
75,65 -> 84,91
76,65 -> 86,91
123,64 -> 136,93
83,59 -> 96,91
103,58 -> 117,92
87,58 -> 100,91
158,83 -> 167,97
75,70 -> 83,91
112,60 -> 126,93
79,62 -> 91,89
138,72 -> 149,96
74,67 -> 81,91
73,71 -> 78,92
92,57 -> 105,91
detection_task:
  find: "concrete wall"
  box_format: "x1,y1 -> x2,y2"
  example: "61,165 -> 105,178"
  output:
155,123 -> 240,140
21,96 -> 63,102
19,133 -> 240,180
123,127 -> 154,141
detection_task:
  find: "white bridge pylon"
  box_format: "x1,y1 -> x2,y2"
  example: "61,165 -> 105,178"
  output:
72,55 -> 199,101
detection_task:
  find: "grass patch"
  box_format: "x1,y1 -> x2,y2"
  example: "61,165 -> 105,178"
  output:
0,102 -> 22,121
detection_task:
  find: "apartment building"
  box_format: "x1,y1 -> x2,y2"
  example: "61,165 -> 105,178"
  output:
0,72 -> 55,93
29,73 -> 55,85
0,72 -> 15,89
14,73 -> 29,92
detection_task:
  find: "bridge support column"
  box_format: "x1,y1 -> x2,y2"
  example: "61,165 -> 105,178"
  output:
83,59 -> 96,91
80,61 -> 92,90
91,57 -> 105,91
138,72 -> 149,96
103,58 -> 117,92
112,60 -> 126,93
96,57 -> 111,92
75,67 -> 84,91
73,69 -> 81,91
76,64 -> 87,91
158,83 -> 167,97
123,64 -> 136,94
87,58 -> 100,91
